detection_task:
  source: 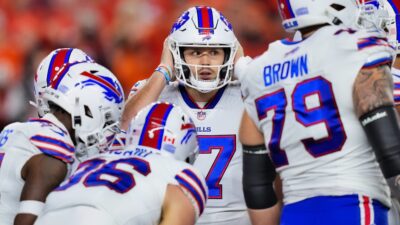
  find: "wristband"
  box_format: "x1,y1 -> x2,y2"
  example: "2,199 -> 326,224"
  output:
155,64 -> 172,84
18,200 -> 45,216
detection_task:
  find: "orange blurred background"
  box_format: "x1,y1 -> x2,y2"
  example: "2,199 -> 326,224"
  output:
0,0 -> 288,129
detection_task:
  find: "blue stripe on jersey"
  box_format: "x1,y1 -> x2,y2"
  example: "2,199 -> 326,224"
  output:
38,147 -> 73,163
0,152 -> 4,167
179,84 -> 226,109
31,135 -> 74,153
280,38 -> 303,45
357,37 -> 391,50
394,95 -> 400,102
362,57 -> 393,69
182,169 -> 207,199
175,174 -> 205,214
394,83 -> 400,89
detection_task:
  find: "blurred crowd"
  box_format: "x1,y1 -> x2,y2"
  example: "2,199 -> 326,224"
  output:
0,0 -> 287,130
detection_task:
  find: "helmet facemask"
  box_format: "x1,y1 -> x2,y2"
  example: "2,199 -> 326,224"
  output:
72,97 -> 121,162
169,41 -> 237,93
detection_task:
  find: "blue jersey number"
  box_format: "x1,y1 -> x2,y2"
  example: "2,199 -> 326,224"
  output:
57,157 -> 151,193
198,135 -> 236,199
0,129 -> 13,147
255,76 -> 347,168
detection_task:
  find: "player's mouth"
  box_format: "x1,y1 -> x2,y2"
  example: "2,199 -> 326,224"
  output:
198,69 -> 215,80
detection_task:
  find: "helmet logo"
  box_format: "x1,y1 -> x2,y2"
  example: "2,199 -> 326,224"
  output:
171,11 -> 190,33
220,13 -> 233,31
81,71 -> 124,104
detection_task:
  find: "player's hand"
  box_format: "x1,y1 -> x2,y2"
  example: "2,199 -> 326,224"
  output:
160,37 -> 175,81
234,56 -> 252,81
387,175 -> 400,199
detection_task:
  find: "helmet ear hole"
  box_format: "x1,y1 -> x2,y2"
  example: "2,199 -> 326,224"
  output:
330,4 -> 345,11
84,105 -> 93,118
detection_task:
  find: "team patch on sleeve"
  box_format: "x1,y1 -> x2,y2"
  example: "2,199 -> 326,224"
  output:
30,135 -> 75,163
175,168 -> 208,217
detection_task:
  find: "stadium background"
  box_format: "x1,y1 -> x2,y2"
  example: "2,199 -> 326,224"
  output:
0,0 -> 288,130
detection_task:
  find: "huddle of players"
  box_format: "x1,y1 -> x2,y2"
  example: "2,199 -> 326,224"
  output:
1,1 -> 400,225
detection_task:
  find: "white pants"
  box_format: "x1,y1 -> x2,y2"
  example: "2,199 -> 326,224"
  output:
35,206 -> 116,225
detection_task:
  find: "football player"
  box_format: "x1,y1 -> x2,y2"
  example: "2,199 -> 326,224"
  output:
121,6 -> 251,225
238,0 -> 399,224
35,102 -> 207,225
0,62 -> 124,225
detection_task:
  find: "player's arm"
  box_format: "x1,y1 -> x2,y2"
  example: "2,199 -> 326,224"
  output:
353,63 -> 400,180
121,38 -> 174,130
239,110 -> 281,225
159,184 -> 196,225
13,154 -> 67,225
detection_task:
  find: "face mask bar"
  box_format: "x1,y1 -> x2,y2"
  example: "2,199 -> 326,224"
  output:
169,41 -> 237,93
176,63 -> 232,93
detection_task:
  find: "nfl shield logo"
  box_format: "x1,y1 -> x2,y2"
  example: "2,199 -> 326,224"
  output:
197,111 -> 206,120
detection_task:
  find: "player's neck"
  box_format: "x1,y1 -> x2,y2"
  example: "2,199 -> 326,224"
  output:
53,111 -> 75,142
186,86 -> 219,103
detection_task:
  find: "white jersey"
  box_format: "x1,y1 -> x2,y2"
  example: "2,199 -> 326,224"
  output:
35,147 -> 207,225
240,25 -> 393,206
0,113 -> 75,225
130,81 -> 249,224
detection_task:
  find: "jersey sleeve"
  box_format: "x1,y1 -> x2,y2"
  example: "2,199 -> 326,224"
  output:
28,121 -> 75,164
174,167 -> 208,220
355,30 -> 395,68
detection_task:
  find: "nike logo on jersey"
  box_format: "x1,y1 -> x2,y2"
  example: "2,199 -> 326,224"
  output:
284,46 -> 299,58
50,127 -> 67,137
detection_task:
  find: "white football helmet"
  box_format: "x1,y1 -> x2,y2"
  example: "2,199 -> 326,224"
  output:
42,62 -> 124,161
34,48 -> 94,117
278,0 -> 359,32
126,102 -> 198,164
168,6 -> 238,93
356,0 -> 400,53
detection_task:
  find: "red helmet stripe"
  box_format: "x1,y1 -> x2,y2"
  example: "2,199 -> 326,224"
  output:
277,0 -> 295,20
196,6 -> 214,34
46,48 -> 72,85
139,103 -> 174,150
